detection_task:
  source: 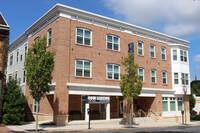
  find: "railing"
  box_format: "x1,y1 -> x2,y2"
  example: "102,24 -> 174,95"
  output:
138,109 -> 146,117
148,109 -> 160,122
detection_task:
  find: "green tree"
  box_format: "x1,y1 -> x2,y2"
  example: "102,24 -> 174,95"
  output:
24,36 -> 55,131
120,53 -> 143,127
2,78 -> 26,125
191,80 -> 200,96
189,92 -> 196,112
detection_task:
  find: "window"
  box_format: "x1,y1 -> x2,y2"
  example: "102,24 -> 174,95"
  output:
23,70 -> 26,83
107,34 -> 119,51
182,73 -> 189,85
76,28 -> 91,46
16,50 -> 19,63
34,37 -> 39,42
75,60 -> 91,77
107,64 -> 120,80
128,43 -> 134,53
162,71 -> 167,84
138,68 -> 144,82
9,54 -> 13,66
137,42 -> 143,56
81,96 -> 86,113
34,99 -> 40,113
25,45 -> 27,57
161,47 -> 166,60
47,29 -> 52,46
151,70 -> 156,83
15,71 -> 18,80
100,104 -> 106,112
170,97 -> 176,111
174,73 -> 179,85
8,74 -> 12,82
173,50 -> 177,61
177,97 -> 183,111
150,44 -> 155,58
20,54 -> 23,61
180,50 -> 188,62
162,97 -> 168,112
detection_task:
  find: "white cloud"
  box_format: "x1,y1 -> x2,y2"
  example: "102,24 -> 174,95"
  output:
194,54 -> 200,63
102,0 -> 200,37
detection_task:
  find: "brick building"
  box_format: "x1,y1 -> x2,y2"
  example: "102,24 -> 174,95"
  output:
7,4 -> 190,125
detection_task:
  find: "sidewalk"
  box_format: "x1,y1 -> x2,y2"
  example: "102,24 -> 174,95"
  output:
6,119 -> 200,132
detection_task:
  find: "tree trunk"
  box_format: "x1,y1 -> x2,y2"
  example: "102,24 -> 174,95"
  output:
36,100 -> 39,131
129,104 -> 132,128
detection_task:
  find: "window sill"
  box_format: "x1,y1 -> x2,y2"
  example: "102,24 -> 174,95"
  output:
137,54 -> 144,57
150,57 -> 156,59
106,49 -> 120,53
75,76 -> 92,79
106,78 -> 120,81
76,43 -> 92,48
162,84 -> 168,86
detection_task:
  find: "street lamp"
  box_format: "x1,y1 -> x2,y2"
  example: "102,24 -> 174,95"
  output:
182,77 -> 187,125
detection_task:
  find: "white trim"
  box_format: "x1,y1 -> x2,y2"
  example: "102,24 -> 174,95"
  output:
137,41 -> 143,56
150,44 -> 155,58
151,69 -> 156,83
106,34 -> 120,51
76,27 -> 92,46
0,12 -> 9,27
75,59 -> 92,78
106,63 -> 120,80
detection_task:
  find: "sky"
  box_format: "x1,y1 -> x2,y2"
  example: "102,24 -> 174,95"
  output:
0,0 -> 200,81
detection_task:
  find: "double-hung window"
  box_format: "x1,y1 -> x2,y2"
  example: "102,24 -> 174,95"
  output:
180,50 -> 188,62
137,41 -> 143,56
138,68 -> 144,82
10,54 -> 13,66
162,71 -> 167,84
174,73 -> 179,85
107,34 -> 119,51
170,97 -> 176,111
151,69 -> 156,83
47,29 -> 52,46
76,28 -> 91,46
16,50 -> 19,63
161,47 -> 166,60
107,64 -> 120,80
177,97 -> 183,111
184,51 -> 187,62
182,73 -> 189,85
162,97 -> 168,112
75,60 -> 91,77
150,44 -> 155,58
173,50 -> 177,61
23,70 -> 26,83
25,45 -> 27,57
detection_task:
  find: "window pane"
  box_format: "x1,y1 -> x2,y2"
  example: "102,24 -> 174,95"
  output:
162,101 -> 168,111
178,101 -> 183,111
77,36 -> 83,44
163,78 -> 167,84
173,50 -> 177,61
163,72 -> 166,78
107,35 -> 112,42
114,73 -> 119,80
151,70 -> 155,77
138,49 -> 142,55
76,69 -> 82,76
152,77 -> 155,83
84,62 -> 90,69
139,69 -> 143,75
107,64 -> 113,72
84,38 -> 90,45
107,72 -> 112,79
170,101 -> 176,111
101,104 -> 105,112
84,70 -> 90,77
82,101 -> 85,112
114,65 -> 119,72
77,28 -> 83,36
151,52 -> 154,57
114,37 -> 119,44
114,44 -> 118,50
76,60 -> 83,68
138,42 -> 142,48
107,42 -> 112,49
85,30 -> 90,38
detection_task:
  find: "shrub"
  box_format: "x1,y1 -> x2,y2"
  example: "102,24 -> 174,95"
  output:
2,78 -> 27,125
191,115 -> 200,120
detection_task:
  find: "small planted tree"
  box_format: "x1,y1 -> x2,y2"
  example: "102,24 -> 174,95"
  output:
120,53 -> 142,127
2,78 -> 26,125
24,36 -> 55,131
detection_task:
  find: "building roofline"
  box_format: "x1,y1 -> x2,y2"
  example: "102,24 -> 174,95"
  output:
10,3 -> 189,47
0,12 -> 9,27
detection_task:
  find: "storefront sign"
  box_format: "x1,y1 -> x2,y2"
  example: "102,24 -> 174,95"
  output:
86,96 -> 110,104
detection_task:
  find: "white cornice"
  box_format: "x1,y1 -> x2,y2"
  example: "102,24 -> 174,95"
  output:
10,3 -> 189,48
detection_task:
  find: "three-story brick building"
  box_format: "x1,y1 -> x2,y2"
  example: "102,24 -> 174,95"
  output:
7,4 -> 190,125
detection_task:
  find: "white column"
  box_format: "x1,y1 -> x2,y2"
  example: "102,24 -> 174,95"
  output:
85,103 -> 89,122
106,102 -> 110,120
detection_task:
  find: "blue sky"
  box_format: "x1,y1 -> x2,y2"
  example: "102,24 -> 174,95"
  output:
1,0 -> 200,81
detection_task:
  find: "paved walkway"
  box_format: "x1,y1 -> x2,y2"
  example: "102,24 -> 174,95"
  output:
6,119 -> 200,132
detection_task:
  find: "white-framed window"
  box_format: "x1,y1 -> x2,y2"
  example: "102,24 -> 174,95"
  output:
177,97 -> 183,111
174,73 -> 179,85
23,70 -> 26,83
34,37 -> 39,42
151,69 -> 156,83
181,73 -> 189,85
138,68 -> 144,82
16,50 -> 19,63
170,97 -> 176,111
76,28 -> 91,46
20,54 -> 23,61
47,28 -> 52,46
150,44 -> 155,58
107,34 -> 119,51
180,50 -> 188,62
107,64 -> 120,80
162,97 -> 168,112
34,99 -> 40,113
15,71 -> 18,80
8,74 -> 12,82
173,50 -> 177,61
9,54 -> 13,66
137,41 -> 143,56
25,45 -> 28,57
75,60 -> 91,77
100,104 -> 106,112
162,71 -> 167,84
161,47 -> 166,60
81,96 -> 86,113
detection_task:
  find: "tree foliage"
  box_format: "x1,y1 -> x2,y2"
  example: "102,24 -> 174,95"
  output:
120,53 -> 143,104
24,36 -> 56,102
191,80 -> 200,96
189,92 -> 196,112
2,78 -> 26,125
